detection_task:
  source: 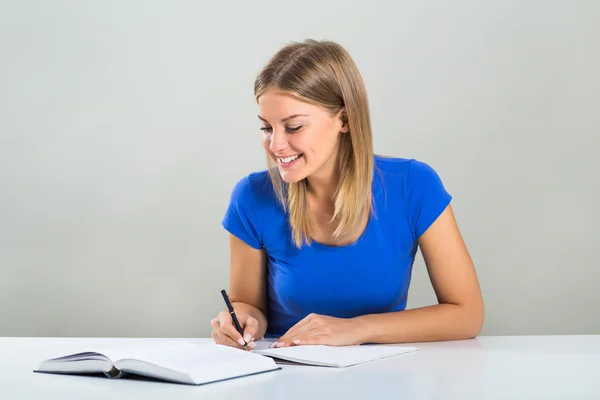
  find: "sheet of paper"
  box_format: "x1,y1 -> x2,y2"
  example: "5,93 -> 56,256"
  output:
253,343 -> 417,367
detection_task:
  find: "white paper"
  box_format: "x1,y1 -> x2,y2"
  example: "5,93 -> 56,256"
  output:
253,343 -> 417,367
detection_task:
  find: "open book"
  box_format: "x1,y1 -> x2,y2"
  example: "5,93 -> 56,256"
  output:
34,341 -> 280,385
34,340 -> 417,385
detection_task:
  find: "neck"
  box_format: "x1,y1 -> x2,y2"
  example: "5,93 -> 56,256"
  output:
306,165 -> 340,204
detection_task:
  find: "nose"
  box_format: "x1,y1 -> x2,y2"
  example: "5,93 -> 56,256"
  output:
268,129 -> 288,154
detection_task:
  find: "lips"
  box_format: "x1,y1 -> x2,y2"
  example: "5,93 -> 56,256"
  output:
277,153 -> 304,167
278,153 -> 303,163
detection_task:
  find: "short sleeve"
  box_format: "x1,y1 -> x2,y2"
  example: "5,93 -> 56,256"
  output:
406,159 -> 452,238
222,176 -> 263,249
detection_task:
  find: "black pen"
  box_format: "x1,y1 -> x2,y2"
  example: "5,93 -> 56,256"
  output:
220,289 -> 248,350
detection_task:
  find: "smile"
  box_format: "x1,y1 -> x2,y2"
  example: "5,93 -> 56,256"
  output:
277,154 -> 304,166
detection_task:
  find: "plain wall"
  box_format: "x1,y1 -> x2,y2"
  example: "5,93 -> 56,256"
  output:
1,0 -> 598,337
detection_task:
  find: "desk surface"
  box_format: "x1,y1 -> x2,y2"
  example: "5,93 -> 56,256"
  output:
1,335 -> 599,399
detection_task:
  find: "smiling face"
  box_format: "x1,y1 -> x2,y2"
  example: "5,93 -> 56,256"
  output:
258,89 -> 348,185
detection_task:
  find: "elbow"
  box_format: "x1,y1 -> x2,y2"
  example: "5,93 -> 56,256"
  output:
464,317 -> 483,339
451,298 -> 484,340
463,301 -> 484,339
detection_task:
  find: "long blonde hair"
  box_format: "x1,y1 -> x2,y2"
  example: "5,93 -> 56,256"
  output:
254,39 -> 374,247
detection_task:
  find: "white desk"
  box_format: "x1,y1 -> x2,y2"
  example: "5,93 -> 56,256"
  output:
1,336 -> 599,399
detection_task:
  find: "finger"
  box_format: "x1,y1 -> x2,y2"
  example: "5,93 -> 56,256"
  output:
276,318 -> 322,347
211,318 -> 227,344
242,317 -> 259,343
210,317 -> 223,340
210,317 -> 220,331
212,316 -> 245,349
214,329 -> 245,349
218,311 -> 246,346
217,310 -> 233,327
277,327 -> 322,347
274,314 -> 315,346
292,333 -> 327,346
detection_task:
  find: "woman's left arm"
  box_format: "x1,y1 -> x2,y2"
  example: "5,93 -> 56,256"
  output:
274,204 -> 483,347
352,204 -> 484,344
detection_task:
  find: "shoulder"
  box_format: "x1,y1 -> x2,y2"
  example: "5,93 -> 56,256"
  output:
374,154 -> 444,185
228,169 -> 277,207
374,155 -> 452,237
223,169 -> 279,249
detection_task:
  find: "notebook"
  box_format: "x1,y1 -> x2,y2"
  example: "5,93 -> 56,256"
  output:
34,341 -> 280,385
252,342 -> 417,367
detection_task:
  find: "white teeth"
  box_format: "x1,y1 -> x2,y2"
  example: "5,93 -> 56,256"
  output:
279,154 -> 301,163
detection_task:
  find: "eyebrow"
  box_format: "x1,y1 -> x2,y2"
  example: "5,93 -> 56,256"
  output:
257,114 -> 309,123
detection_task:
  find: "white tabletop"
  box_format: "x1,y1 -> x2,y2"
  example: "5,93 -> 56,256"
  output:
1,335 -> 599,399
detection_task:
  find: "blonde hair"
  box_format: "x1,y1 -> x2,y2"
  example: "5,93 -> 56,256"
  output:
254,39 -> 374,247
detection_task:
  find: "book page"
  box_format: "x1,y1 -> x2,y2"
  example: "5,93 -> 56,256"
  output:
97,341 -> 274,374
112,342 -> 263,372
96,341 -> 197,365
110,341 -> 278,385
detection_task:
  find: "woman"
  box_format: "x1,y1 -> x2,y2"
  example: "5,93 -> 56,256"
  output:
211,39 -> 483,349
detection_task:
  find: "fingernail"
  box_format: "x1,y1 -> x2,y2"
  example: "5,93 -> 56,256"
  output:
238,338 -> 245,346
293,339 -> 302,344
244,334 -> 251,342
270,342 -> 278,348
252,336 -> 255,342
248,342 -> 257,349
276,341 -> 285,347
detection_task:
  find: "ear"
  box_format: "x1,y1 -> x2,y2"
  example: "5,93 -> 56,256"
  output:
337,107 -> 349,133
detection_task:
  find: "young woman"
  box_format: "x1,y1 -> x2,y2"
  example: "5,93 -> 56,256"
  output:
211,39 -> 483,349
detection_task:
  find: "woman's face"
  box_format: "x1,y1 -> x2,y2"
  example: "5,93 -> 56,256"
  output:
257,89 -> 347,184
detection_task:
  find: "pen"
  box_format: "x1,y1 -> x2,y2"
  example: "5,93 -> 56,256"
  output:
220,289 -> 248,350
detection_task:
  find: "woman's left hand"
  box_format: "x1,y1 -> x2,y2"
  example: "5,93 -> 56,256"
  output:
271,313 -> 364,347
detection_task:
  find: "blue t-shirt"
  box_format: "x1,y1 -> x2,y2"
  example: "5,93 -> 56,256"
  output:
222,155 -> 452,338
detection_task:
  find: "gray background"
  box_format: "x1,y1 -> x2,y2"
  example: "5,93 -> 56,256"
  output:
1,0 -> 598,338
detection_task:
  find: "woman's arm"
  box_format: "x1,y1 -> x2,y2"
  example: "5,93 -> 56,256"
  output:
211,234 -> 269,345
353,204 -> 484,343
273,204 -> 483,347
228,234 -> 269,339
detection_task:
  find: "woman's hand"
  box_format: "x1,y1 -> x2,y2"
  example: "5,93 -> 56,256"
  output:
210,310 -> 260,350
271,313 -> 364,348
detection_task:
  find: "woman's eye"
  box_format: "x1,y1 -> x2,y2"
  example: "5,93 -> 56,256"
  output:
259,126 -> 302,134
286,126 -> 302,133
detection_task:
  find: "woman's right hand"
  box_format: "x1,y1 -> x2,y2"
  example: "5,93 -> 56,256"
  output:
210,310 -> 260,350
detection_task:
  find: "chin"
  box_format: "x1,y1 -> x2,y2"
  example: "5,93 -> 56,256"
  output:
279,174 -> 302,184
278,170 -> 307,184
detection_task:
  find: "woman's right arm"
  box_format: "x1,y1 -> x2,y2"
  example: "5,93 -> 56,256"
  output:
210,234 -> 268,347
